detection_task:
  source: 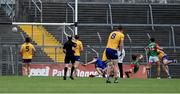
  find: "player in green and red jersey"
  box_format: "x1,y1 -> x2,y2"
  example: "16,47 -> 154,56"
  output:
125,54 -> 143,78
145,38 -> 161,79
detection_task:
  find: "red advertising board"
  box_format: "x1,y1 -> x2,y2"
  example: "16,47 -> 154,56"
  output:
24,64 -> 147,78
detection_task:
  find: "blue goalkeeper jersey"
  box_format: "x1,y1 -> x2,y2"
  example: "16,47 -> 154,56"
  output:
96,58 -> 107,69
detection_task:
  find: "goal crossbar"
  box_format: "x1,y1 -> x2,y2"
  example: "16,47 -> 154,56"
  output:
12,22 -> 74,26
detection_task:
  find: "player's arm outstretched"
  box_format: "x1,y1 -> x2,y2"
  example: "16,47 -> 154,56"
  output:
137,54 -> 143,60
83,58 -> 97,66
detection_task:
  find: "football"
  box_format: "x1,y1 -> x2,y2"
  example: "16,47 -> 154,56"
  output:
12,27 -> 18,32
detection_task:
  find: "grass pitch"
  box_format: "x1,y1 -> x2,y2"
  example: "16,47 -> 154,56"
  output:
0,76 -> 179,93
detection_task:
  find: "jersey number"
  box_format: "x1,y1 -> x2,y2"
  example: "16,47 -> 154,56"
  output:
111,33 -> 116,39
26,46 -> 30,52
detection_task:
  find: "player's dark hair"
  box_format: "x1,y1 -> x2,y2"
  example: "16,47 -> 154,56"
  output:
117,25 -> 123,31
94,56 -> 98,58
74,35 -> 79,39
25,37 -> 30,43
68,36 -> 72,40
150,38 -> 155,42
132,54 -> 137,61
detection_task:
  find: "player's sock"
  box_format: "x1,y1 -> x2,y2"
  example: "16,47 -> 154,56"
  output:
106,75 -> 110,80
70,76 -> 74,80
167,71 -> 170,77
64,67 -> 68,80
70,66 -> 75,77
125,71 -> 130,78
114,77 -> 118,83
70,66 -> 75,80
157,77 -> 161,79
102,72 -> 106,78
106,76 -> 111,83
168,75 -> 172,79
106,80 -> 111,83
167,72 -> 172,79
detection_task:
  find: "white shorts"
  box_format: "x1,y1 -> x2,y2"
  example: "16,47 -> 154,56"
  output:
149,56 -> 159,63
118,49 -> 125,63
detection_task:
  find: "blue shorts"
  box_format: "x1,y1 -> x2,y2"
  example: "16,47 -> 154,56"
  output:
162,55 -> 168,60
74,56 -> 80,61
96,63 -> 107,69
106,48 -> 118,59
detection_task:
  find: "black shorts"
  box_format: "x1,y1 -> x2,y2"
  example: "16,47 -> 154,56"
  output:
23,59 -> 32,63
64,55 -> 75,64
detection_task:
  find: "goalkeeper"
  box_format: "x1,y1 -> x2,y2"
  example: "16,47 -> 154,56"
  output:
125,54 -> 143,78
83,57 -> 107,77
83,51 -> 108,77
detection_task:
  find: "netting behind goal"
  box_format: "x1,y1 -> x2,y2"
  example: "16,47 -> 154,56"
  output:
11,23 -> 74,63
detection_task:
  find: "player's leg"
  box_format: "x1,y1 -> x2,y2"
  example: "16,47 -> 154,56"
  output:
64,56 -> 70,80
118,63 -> 123,78
27,59 -> 31,77
102,67 -> 107,78
125,67 -> 138,78
146,62 -> 152,78
89,68 -> 104,77
22,62 -> 26,76
162,55 -> 172,65
105,48 -> 112,83
74,56 -> 80,77
165,65 -> 171,78
96,68 -> 103,76
154,56 -> 161,79
156,61 -> 161,79
111,59 -> 119,83
162,57 -> 171,78
162,64 -> 171,78
146,56 -> 154,78
24,64 -> 28,76
105,48 -> 119,83
125,69 -> 133,78
22,59 -> 28,76
163,60 -> 171,65
63,64 -> 68,80
111,49 -> 119,83
70,64 -> 75,80
26,61 -> 31,77
106,64 -> 113,83
70,56 -> 76,80
74,61 -> 79,77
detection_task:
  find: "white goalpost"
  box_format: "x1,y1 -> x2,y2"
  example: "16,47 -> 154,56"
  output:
11,0 -> 79,63
12,22 -> 75,37
12,22 -> 74,26
12,22 -> 75,48
12,0 -> 79,35
75,0 -> 78,35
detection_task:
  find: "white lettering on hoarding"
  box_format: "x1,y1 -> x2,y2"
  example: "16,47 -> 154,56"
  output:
30,66 -> 50,76
29,66 -> 98,77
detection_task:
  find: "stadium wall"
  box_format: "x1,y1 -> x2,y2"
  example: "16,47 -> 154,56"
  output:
1,62 -> 180,78
23,64 -> 147,78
